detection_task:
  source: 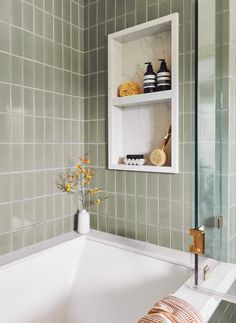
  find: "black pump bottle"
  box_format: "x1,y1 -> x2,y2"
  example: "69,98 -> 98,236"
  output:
156,59 -> 171,91
143,62 -> 156,93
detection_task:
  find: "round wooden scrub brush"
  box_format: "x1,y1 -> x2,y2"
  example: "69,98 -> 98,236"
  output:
150,126 -> 171,166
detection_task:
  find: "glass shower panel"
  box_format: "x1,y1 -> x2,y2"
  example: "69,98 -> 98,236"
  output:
195,0 -> 236,305
198,0 -> 224,261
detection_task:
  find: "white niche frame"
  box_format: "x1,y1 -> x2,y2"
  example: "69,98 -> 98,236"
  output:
108,13 -> 179,173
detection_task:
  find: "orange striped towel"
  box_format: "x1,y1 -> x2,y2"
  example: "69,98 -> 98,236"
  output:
138,295 -> 204,323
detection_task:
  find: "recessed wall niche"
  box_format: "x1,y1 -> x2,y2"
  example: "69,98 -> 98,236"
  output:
108,13 -> 179,173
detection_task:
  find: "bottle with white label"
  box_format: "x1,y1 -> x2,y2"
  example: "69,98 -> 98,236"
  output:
143,62 -> 156,93
156,59 -> 171,91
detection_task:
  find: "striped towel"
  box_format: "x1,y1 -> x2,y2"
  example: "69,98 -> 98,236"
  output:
138,295 -> 204,323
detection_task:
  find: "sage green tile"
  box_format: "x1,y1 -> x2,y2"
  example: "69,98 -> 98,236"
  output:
23,2 -> 33,32
11,56 -> 22,85
98,144 -> 106,167
54,0 -> 62,18
45,221 -> 54,240
63,0 -> 70,22
172,0 -> 183,24
11,85 -> 22,113
45,0 -> 53,13
137,197 -> 146,223
116,171 -> 126,193
98,0 -> 105,23
23,59 -> 34,87
11,0 -> 22,27
171,201 -> 184,230
0,22 -> 10,52
147,198 -> 158,225
35,63 -> 45,89
126,172 -> 136,195
45,13 -> 53,40
147,225 -> 158,244
159,174 -> 170,200
23,88 -> 34,115
171,174 -> 183,201
54,43 -> 62,68
0,204 -> 11,233
126,12 -> 135,28
98,120 -> 106,143
107,216 -> 116,233
34,8 -> 44,36
98,71 -> 106,95
72,1 -> 78,26
0,53 -> 10,82
11,27 -> 22,56
0,0 -> 10,23
13,230 -> 24,250
136,0 -> 147,24
126,196 -> 136,221
45,39 -> 53,66
126,0 -> 135,13
89,98 -> 98,120
159,199 -> 170,227
0,174 -> 11,203
89,49 -> 97,73
137,223 -> 147,242
116,218 -> 125,237
116,15 -> 125,31
136,173 -> 146,196
64,215 -> 73,233
126,221 -> 136,239
0,144 -> 11,171
0,233 -> 12,255
89,3 -> 97,27
23,31 -> 34,60
116,0 -> 125,16
147,173 -> 158,198
35,90 -> 44,116
107,0 -> 115,19
116,194 -> 125,219
0,83 -> 10,112
98,215 -> 107,232
0,113 -> 11,142
148,4 -> 158,21
171,230 -> 183,251
107,170 -> 116,192
159,0 -> 170,17
107,19 -> 115,34
159,227 -> 170,248
98,23 -> 106,47
90,120 -> 97,143
24,199 -> 35,225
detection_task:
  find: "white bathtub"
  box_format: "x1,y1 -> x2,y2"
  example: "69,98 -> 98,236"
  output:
1,230 -> 234,323
0,230 -> 193,323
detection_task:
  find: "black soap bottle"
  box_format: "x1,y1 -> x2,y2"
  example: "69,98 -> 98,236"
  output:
156,59 -> 171,91
143,62 -> 156,93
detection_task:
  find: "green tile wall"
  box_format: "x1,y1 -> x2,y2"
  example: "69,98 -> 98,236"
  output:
0,0 -> 84,254
84,0 -> 196,252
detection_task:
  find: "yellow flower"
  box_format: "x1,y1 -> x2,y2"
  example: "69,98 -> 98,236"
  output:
94,198 -> 101,205
65,184 -> 72,193
76,164 -> 82,169
84,159 -> 90,164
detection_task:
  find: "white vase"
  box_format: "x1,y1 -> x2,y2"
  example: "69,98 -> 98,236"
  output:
77,209 -> 90,234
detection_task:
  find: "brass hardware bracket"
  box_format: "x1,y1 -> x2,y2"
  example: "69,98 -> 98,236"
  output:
189,226 -> 205,255
217,216 -> 223,229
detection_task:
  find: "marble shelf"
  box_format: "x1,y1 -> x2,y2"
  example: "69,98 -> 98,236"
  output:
112,90 -> 172,107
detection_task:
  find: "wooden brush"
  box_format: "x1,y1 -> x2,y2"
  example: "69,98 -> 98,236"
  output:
150,126 -> 171,166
